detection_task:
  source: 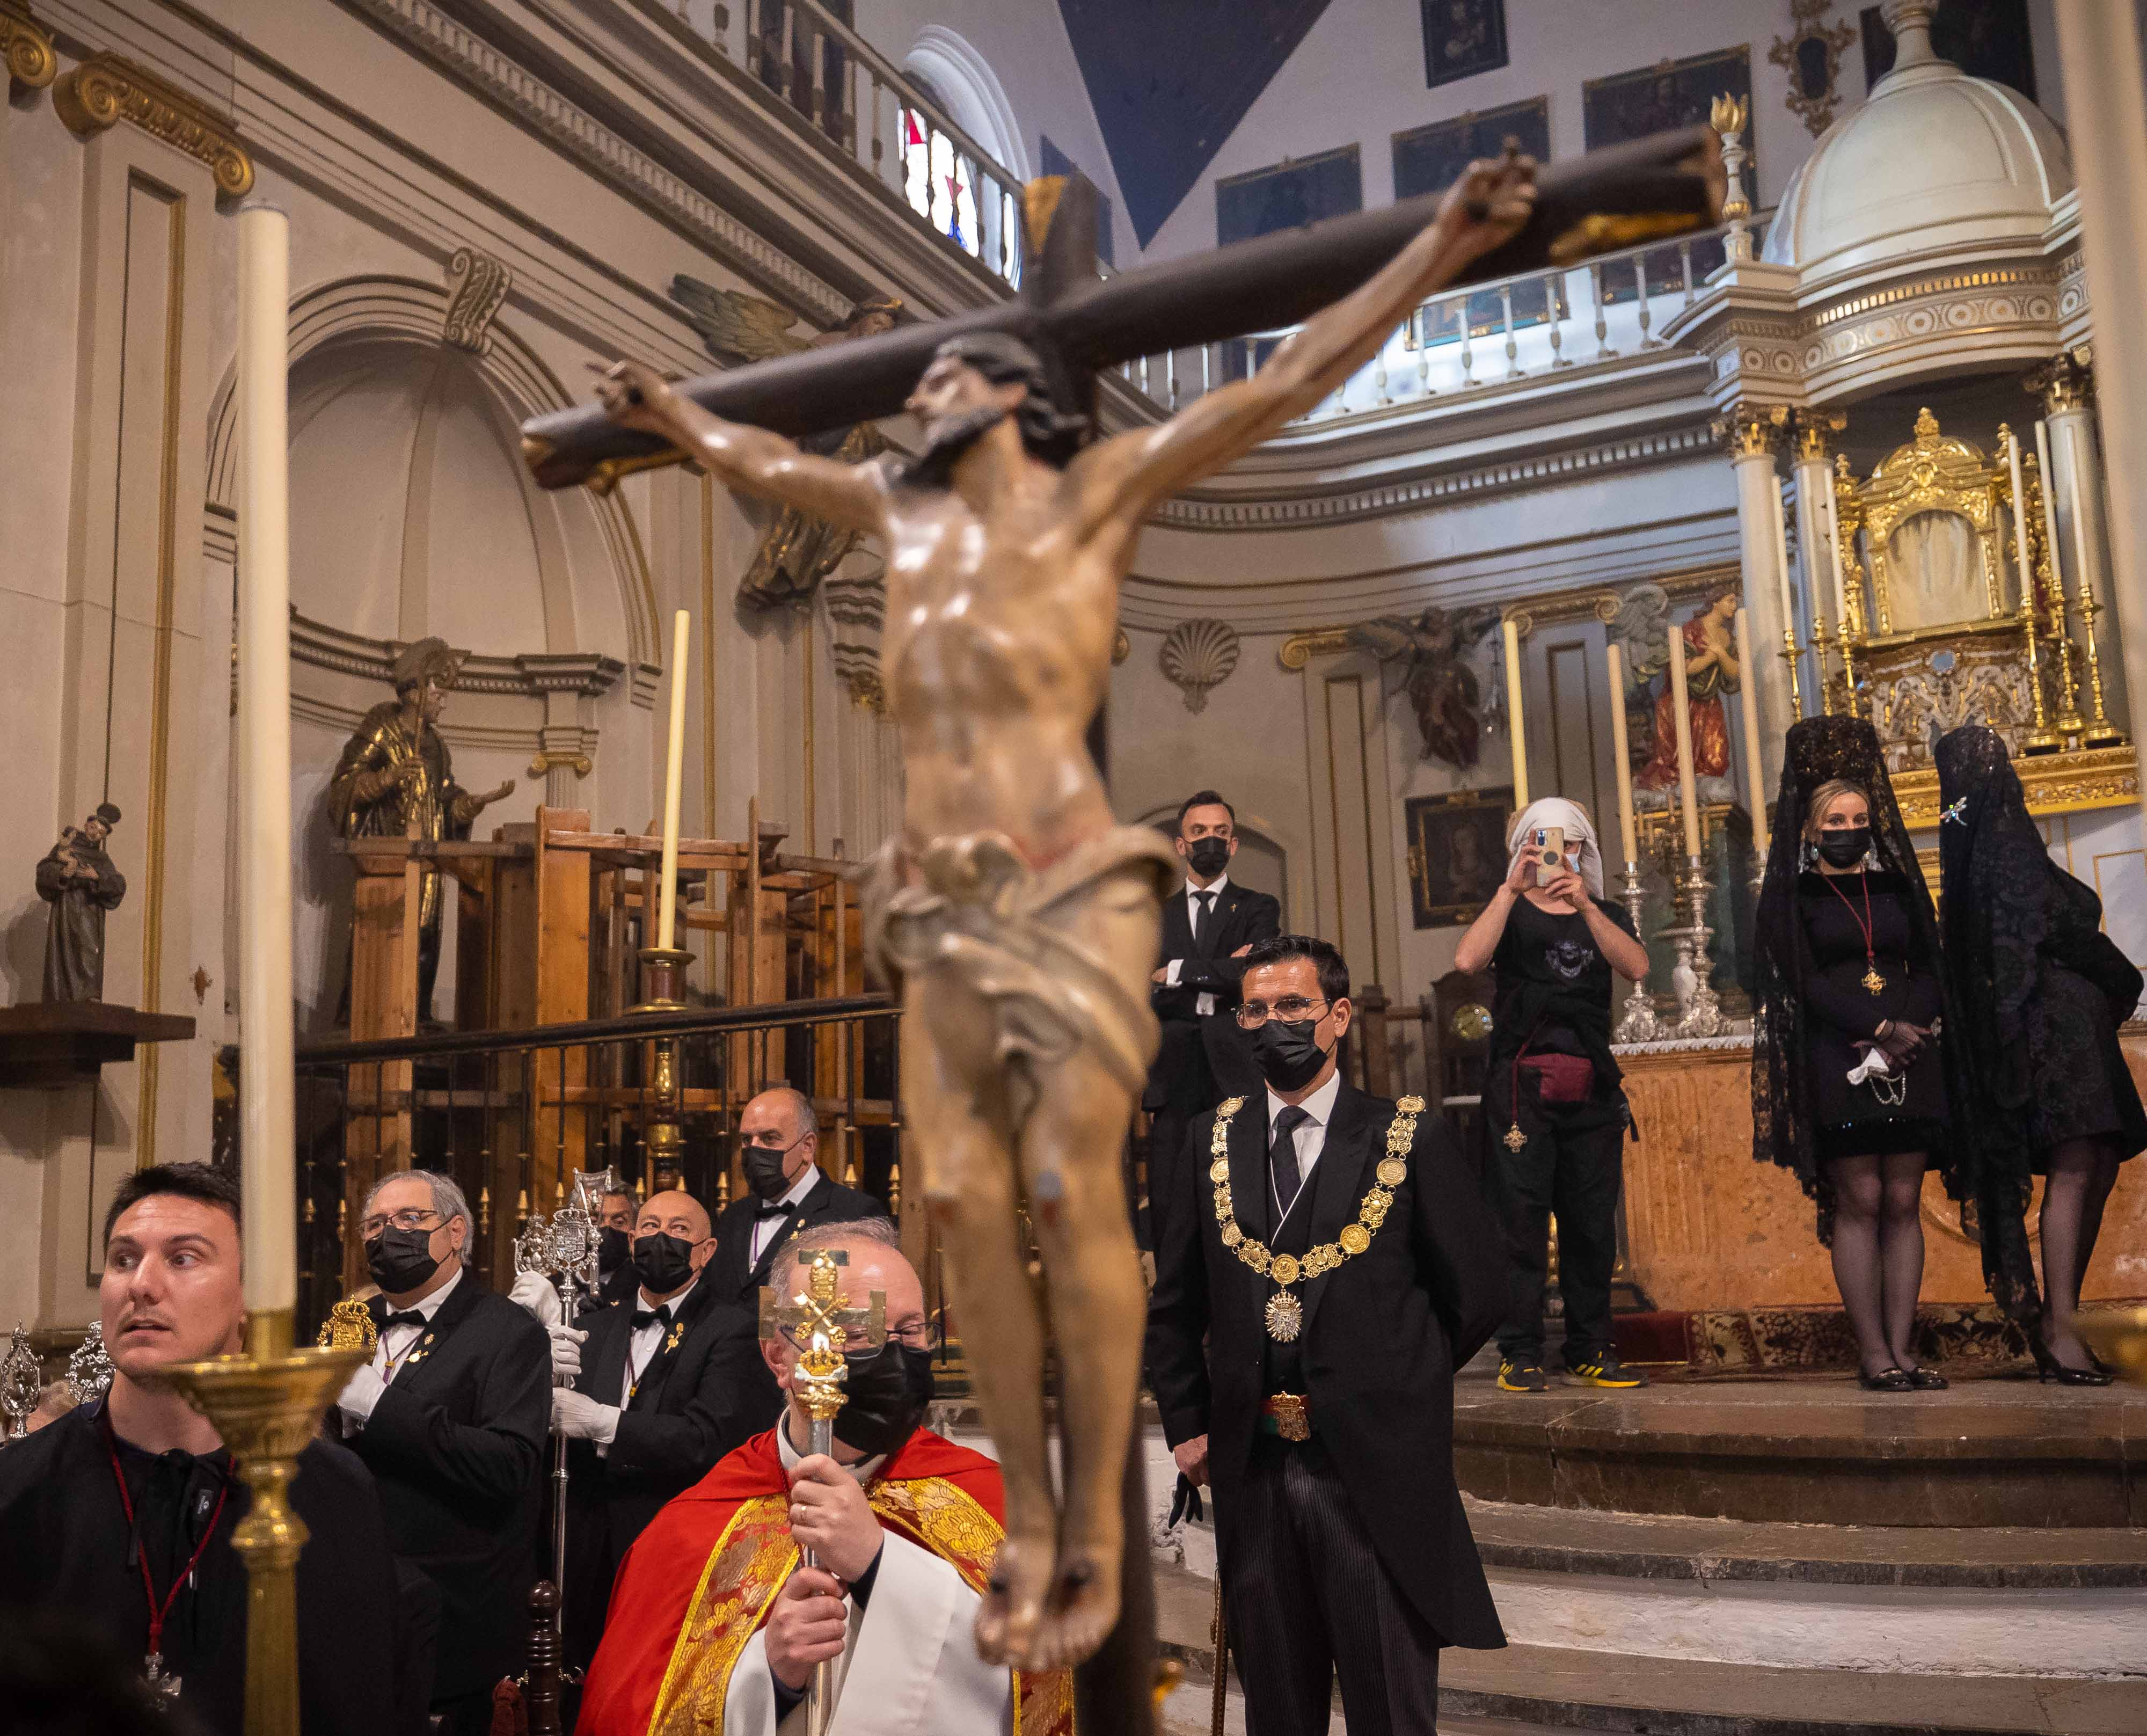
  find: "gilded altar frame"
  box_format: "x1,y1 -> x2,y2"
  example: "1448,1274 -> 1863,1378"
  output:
1857,409 -> 2009,635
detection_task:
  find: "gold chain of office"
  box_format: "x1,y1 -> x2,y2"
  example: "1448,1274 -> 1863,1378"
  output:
1209,1092 -> 1424,1342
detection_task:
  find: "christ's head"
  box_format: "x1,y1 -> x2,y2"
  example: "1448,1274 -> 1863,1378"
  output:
898,333 -> 1089,488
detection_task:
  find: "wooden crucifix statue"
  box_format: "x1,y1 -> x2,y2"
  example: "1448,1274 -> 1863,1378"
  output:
571,132 -> 1721,1677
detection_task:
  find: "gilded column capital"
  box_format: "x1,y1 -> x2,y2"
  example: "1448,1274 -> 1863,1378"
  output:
2025,345 -> 2094,415
1,1 -> 56,90
443,246 -> 512,354
1790,407 -> 1847,463
1712,401 -> 1789,461
53,52 -> 254,197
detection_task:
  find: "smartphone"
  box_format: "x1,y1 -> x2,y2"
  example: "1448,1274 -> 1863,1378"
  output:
1532,826 -> 1565,886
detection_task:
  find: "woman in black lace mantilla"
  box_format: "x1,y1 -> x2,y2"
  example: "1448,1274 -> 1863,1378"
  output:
1936,726 -> 2145,1384
1752,718 -> 1969,1391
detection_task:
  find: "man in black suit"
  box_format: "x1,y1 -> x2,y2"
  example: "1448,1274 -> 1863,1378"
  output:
1143,790 -> 1282,1254
336,1169 -> 551,1735
707,1085 -> 881,1305
1146,935 -> 1506,1734
544,1187 -> 774,1670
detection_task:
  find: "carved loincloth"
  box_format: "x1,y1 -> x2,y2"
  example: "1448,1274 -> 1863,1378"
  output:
863,826 -> 1180,1099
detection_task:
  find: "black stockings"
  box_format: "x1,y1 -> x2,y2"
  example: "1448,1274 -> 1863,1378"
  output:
1824,1151 -> 1928,1378
2039,1138 -> 2122,1370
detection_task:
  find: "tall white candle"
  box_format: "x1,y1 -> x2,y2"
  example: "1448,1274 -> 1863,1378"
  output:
236,203 -> 296,1315
1770,472 -> 1801,714
1668,621 -> 1703,859
2035,419 -> 2066,601
1734,606 -> 1770,860
1605,640 -> 1638,866
1822,470 -> 1852,650
2062,422 -> 2098,616
1502,617 -> 1529,808
656,608 -> 690,952
2006,425 -> 2034,606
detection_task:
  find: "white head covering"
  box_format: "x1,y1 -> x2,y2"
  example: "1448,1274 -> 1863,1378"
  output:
1507,797 -> 1605,899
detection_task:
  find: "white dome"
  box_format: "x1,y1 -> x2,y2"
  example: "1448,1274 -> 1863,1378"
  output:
1762,2 -> 2072,283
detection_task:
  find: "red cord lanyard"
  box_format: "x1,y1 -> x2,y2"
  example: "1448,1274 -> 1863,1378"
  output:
1821,869 -> 1888,995
104,1418 -> 232,1682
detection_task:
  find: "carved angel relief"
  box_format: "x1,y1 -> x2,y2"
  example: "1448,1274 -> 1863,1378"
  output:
1349,607 -> 1498,768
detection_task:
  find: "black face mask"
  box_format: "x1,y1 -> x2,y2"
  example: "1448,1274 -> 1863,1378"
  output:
1184,837 -> 1230,880
632,1230 -> 697,1295
366,1226 -> 442,1295
596,1226 -> 631,1277
1251,1017 -> 1330,1093
743,1140 -> 800,1202
831,1341 -> 936,1457
1817,826 -> 1872,869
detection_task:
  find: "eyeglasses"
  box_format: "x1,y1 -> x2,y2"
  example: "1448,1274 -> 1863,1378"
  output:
1235,996 -> 1330,1029
359,1207 -> 442,1238
831,1323 -> 941,1353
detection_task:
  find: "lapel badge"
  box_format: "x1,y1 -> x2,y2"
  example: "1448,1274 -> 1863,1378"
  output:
664,1321 -> 686,1354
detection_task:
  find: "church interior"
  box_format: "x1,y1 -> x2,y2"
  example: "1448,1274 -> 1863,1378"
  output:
3,0 -> 2146,1732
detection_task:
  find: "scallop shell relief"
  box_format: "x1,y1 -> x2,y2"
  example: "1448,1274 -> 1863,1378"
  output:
1160,618 -> 1240,714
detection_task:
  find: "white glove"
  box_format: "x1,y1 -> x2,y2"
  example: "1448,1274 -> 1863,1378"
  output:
552,1387 -> 619,1443
508,1270 -> 563,1327
547,1323 -> 587,1379
337,1361 -> 388,1429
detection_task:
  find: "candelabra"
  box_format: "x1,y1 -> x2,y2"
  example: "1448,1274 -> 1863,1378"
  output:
1612,860 -> 1661,1044
1663,855 -> 1725,1039
1779,626 -> 1805,720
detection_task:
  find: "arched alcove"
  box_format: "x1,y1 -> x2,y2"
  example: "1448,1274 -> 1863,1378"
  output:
902,26 -> 1030,181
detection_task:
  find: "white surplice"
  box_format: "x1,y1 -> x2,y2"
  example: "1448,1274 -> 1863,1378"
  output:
721,1422 -> 1013,1736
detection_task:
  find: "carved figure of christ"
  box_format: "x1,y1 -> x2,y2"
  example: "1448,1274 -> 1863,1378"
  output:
591,149 -> 1538,1673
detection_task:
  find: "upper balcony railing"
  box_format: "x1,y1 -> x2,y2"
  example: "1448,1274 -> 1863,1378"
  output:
677,0 -> 1026,287
1111,214 -> 1773,429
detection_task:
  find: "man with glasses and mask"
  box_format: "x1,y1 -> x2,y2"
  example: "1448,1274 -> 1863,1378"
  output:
576,1220 -> 1070,1736
707,1085 -> 880,1305
1147,935 -> 1507,1735
539,1189 -> 773,1674
335,1169 -> 551,1734
1144,791 -> 1281,1258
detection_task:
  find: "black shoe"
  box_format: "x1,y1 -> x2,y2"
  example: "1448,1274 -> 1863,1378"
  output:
1497,1358 -> 1549,1393
1900,1365 -> 1949,1391
1857,1366 -> 1916,1391
2030,1336 -> 2114,1387
1565,1352 -> 1648,1389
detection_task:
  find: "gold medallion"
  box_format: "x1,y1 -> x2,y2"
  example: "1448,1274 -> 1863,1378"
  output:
1220,1222 -> 1243,1248
1504,1122 -> 1528,1152
1265,1290 -> 1304,1341
1377,1157 -> 1407,1187
1209,1157 -> 1231,1183
1270,1253 -> 1301,1287
1338,1223 -> 1371,1256
1861,966 -> 1886,995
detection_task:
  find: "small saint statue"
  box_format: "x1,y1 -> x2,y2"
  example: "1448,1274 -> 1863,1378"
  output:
327,637 -> 515,1022
35,804 -> 126,1003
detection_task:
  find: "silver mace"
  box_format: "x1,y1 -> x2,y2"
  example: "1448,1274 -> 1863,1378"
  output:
513,1166 -> 616,1651
762,1248 -> 886,1736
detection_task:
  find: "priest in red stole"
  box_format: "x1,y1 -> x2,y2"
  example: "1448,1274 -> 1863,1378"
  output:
576,1220 -> 1074,1736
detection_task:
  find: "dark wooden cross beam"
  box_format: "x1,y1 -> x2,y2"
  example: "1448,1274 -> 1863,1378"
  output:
520,126 -> 1724,493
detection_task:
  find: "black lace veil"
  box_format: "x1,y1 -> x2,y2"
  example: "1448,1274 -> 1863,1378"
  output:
1750,716 -> 1969,1241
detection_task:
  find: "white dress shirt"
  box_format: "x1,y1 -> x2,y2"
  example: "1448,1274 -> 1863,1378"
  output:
339,1265 -> 463,1432
1265,1068 -> 1342,1226
1164,873 -> 1231,1017
620,1275 -> 698,1407
750,1166 -> 824,1267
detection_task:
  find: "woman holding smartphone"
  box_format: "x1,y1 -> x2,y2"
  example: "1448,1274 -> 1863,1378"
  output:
1752,717 -> 1962,1392
1455,797 -> 1651,1393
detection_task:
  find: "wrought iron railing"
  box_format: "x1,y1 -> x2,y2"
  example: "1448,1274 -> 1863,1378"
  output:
1111,213 -> 1773,426
657,0 -> 1025,286
289,993 -> 902,1333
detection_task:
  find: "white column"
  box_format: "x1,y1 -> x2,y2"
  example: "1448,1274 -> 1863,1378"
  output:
2036,356 -> 2129,731
2055,1 -> 2147,789
1724,406 -> 1794,783
1790,412 -> 1843,714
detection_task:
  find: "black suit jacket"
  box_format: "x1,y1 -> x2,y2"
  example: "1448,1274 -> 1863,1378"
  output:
1145,879 -> 1282,1114
1145,1080 -> 1506,1650
351,1277 -> 552,1699
561,1278 -> 778,1665
707,1172 -> 885,1304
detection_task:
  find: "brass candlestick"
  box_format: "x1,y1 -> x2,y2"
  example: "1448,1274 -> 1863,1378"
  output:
1779,625 -> 1804,721
1613,860 -> 1660,1044
2027,454 -> 2087,739
2075,588 -> 2126,746
634,946 -> 693,1186
163,1310 -> 369,1736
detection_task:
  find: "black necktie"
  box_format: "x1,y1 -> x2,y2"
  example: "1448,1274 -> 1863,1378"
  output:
755,1201 -> 793,1222
1271,1106 -> 1311,1216
382,1310 -> 427,1332
630,1305 -> 670,1333
1192,891 -> 1215,949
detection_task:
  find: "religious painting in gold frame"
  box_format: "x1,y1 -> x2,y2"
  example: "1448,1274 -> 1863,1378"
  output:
1406,787 -> 1512,928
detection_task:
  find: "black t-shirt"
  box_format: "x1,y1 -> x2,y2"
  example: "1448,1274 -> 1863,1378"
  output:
1488,894 -> 1636,1061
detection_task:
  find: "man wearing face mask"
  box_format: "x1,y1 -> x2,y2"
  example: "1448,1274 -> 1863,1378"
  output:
335,1169 -> 551,1735
590,1186 -> 641,1308
576,1221 -> 1069,1736
707,1086 -> 881,1305
1146,935 -> 1507,1734
1144,790 -> 1282,1257
546,1188 -> 775,1673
